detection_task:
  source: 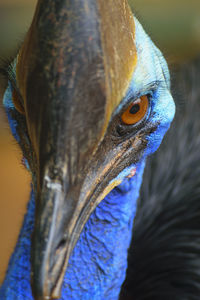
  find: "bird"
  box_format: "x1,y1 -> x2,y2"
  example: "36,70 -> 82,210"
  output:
0,0 -> 175,299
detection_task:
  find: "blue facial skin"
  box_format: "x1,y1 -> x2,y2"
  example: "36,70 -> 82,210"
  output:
0,17 -> 175,300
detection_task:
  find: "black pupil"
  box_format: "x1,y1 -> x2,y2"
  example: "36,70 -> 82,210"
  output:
129,104 -> 140,114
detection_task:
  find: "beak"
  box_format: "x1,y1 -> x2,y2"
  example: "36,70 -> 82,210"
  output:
16,0 -> 137,299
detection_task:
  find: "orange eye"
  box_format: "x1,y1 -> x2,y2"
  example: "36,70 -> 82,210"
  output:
121,95 -> 149,125
12,89 -> 25,114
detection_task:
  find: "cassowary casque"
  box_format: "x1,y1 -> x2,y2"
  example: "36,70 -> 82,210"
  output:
0,0 -> 175,299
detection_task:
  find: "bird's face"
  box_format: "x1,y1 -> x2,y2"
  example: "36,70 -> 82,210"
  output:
3,0 -> 175,299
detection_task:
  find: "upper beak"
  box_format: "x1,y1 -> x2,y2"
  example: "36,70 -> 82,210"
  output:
16,0 -> 137,299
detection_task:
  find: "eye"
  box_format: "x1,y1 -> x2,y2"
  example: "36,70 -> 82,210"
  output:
121,95 -> 149,125
12,89 -> 25,114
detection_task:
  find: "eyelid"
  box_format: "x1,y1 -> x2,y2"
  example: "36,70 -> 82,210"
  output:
122,81 -> 161,110
121,92 -> 151,115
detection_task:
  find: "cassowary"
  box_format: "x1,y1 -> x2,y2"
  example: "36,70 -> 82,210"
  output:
0,0 -> 175,299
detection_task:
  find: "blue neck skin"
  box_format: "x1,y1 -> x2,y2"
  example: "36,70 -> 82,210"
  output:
0,160 -> 145,300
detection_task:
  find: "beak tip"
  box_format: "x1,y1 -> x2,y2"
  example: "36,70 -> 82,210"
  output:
31,263 -> 62,300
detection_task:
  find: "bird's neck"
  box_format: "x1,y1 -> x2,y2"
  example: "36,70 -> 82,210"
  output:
0,161 -> 145,300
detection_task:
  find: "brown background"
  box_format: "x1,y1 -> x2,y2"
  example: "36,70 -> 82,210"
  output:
0,0 -> 200,283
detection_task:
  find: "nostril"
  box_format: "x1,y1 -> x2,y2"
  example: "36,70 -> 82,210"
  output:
54,237 -> 67,258
56,238 -> 66,251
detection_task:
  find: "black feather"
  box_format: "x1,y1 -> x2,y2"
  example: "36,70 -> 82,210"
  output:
120,57 -> 200,300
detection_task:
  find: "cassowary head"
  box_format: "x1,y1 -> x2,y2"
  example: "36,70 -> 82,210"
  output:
1,0 -> 175,299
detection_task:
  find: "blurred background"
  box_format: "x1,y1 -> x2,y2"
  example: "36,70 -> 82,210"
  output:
0,0 -> 200,283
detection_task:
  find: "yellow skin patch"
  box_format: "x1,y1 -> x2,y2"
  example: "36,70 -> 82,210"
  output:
98,179 -> 122,203
97,167 -> 137,203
